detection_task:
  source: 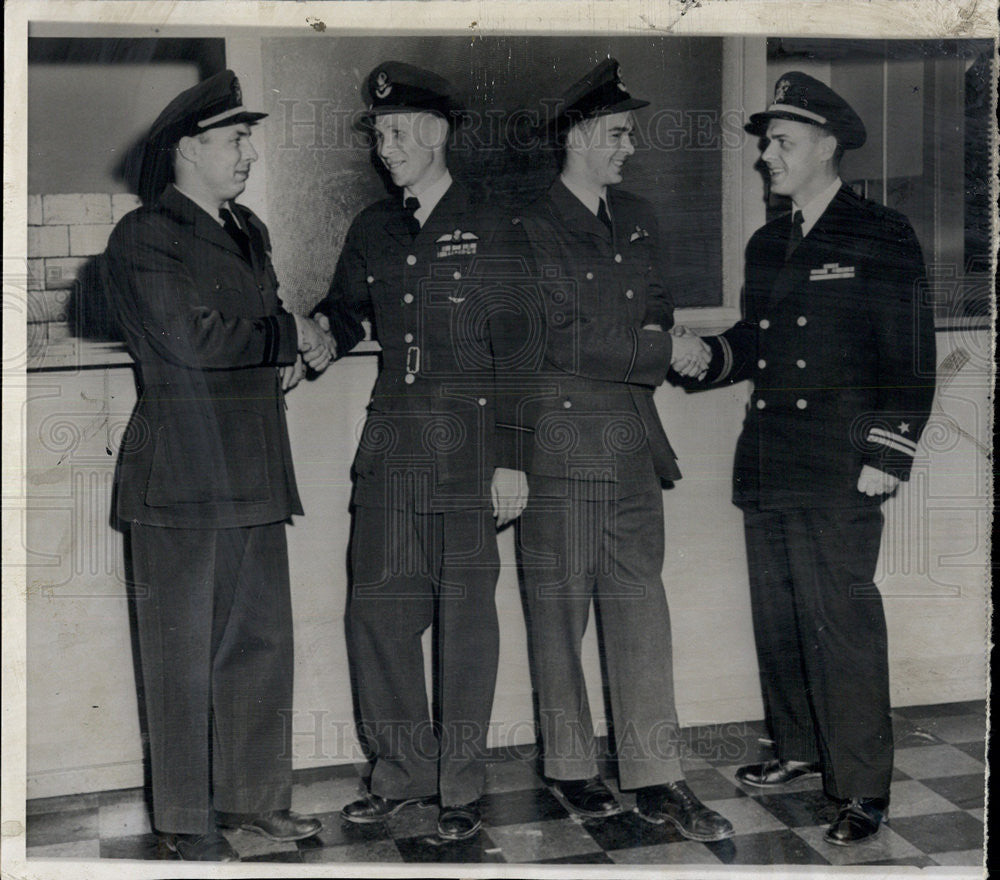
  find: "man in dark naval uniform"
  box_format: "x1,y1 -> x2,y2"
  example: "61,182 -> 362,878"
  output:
313,61 -> 531,842
105,71 -> 330,861
512,58 -> 733,842
691,72 -> 937,845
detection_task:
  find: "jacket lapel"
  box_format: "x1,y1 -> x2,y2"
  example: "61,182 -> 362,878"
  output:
766,186 -> 855,309
549,179 -> 613,249
419,181 -> 473,249
159,186 -> 246,263
383,199 -> 414,246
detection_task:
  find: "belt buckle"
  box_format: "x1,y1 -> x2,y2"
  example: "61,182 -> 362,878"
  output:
406,345 -> 420,376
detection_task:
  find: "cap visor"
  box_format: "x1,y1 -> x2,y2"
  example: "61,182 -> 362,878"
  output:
746,109 -> 832,136
199,110 -> 268,132
543,96 -> 651,135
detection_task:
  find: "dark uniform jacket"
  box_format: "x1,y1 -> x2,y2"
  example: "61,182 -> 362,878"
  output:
105,185 -> 302,529
515,180 -> 681,495
701,185 -> 936,510
313,181 -> 536,512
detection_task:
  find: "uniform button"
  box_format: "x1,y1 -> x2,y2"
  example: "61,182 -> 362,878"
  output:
586,271 -> 594,280
796,398 -> 808,409
404,374 -> 416,384
797,359 -> 806,368
404,333 -> 414,343
797,315 -> 807,326
757,359 -> 767,369
625,289 -> 634,299
478,397 -> 487,406
756,399 -> 766,409
403,293 -> 414,304
366,275 -> 374,284
759,319 -> 770,329
453,271 -> 462,280
406,254 -> 417,266
563,400 -> 572,409
614,253 -> 622,263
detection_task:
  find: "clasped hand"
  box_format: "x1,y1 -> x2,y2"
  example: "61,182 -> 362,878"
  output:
643,323 -> 710,380
283,314 -> 337,390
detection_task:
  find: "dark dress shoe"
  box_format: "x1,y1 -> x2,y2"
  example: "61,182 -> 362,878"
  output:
635,780 -> 735,842
736,759 -> 822,788
341,792 -> 436,824
437,802 -> 482,841
550,777 -> 621,818
163,831 -> 239,861
221,809 -> 322,842
824,797 -> 888,845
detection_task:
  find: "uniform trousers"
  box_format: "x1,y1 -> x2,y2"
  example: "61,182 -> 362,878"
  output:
743,505 -> 893,800
519,481 -> 684,789
129,521 -> 294,834
347,505 -> 500,807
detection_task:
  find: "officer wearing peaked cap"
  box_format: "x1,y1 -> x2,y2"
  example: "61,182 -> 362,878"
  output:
312,60 -> 533,842
689,71 -> 936,845
513,57 -> 734,841
104,69 -> 330,860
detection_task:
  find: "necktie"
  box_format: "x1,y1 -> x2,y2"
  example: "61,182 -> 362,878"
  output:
785,209 -> 804,260
404,196 -> 421,238
219,208 -> 253,264
597,198 -> 613,235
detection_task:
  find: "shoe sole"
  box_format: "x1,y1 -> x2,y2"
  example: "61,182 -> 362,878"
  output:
548,785 -> 624,819
736,770 -> 822,790
340,797 -> 436,824
436,819 -> 482,841
824,824 -> 882,847
635,807 -> 736,843
231,823 -> 322,842
162,836 -> 239,861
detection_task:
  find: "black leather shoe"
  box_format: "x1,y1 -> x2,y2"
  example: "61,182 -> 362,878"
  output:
163,831 -> 239,861
736,759 -> 822,788
220,809 -> 322,842
341,792 -> 436,824
824,797 -> 889,845
635,781 -> 735,842
549,777 -> 621,818
437,802 -> 482,841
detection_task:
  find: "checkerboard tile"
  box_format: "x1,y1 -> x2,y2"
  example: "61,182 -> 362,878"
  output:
24,700 -> 986,867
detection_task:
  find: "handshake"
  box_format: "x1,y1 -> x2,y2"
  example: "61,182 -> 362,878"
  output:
644,323 -> 711,381
284,313 -> 338,390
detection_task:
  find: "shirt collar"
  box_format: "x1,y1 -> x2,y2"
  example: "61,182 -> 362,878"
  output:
173,184 -> 233,227
794,176 -> 842,237
559,173 -> 607,217
404,169 -> 452,227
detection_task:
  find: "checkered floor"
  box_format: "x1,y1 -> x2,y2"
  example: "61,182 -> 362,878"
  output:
26,700 -> 986,866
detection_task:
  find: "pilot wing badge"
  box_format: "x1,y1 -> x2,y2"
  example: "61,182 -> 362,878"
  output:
437,228 -> 479,258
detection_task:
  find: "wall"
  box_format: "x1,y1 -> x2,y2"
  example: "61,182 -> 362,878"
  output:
26,192 -> 141,362
28,62 -> 201,196
24,330 -> 991,798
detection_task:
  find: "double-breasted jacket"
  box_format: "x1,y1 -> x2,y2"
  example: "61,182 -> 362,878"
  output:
702,185 -> 937,510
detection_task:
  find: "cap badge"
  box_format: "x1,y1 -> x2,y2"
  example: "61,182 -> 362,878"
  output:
375,71 -> 392,99
774,79 -> 790,103
615,64 -> 629,93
